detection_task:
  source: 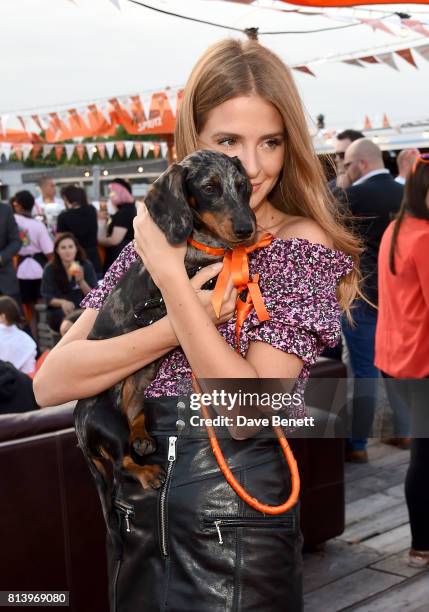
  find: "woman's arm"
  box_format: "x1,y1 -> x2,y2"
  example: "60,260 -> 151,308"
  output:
33,307 -> 180,406
97,220 -> 127,247
33,263 -> 234,407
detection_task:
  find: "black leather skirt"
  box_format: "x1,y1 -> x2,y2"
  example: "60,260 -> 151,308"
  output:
107,396 -> 303,612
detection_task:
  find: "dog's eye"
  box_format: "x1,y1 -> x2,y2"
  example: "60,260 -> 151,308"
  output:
202,184 -> 216,194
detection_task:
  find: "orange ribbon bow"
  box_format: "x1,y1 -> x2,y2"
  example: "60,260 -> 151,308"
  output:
188,233 -> 274,350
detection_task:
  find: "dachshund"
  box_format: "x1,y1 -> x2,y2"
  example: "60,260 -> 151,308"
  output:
73,150 -> 256,555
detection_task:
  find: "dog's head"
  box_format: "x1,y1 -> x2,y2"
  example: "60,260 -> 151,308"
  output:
144,150 -> 256,246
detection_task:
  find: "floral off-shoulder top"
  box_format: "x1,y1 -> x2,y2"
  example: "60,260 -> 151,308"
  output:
81,238 -> 353,409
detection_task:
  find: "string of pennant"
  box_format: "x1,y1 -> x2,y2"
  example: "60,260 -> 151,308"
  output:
2,40 -> 428,144
0,140 -> 169,162
290,41 -> 429,77
0,88 -> 183,144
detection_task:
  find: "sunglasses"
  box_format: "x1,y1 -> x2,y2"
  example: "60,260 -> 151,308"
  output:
412,153 -> 429,173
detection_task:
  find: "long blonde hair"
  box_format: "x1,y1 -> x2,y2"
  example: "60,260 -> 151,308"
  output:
175,38 -> 362,317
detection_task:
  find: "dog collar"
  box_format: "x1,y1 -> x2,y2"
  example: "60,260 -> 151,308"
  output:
187,234 -> 274,350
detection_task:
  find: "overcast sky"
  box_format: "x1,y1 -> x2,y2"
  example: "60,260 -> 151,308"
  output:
1,0 -> 429,130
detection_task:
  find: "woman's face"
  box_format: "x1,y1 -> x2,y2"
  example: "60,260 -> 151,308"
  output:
56,238 -> 77,264
197,94 -> 285,214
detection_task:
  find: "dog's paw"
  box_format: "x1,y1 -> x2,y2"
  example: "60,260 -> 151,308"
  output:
131,436 -> 156,456
147,464 -> 167,489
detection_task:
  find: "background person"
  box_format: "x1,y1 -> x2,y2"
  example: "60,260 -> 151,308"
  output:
329,129 -> 365,190
0,296 -> 37,374
0,201 -> 22,303
33,176 -> 65,233
395,148 -> 420,186
13,190 -> 53,336
375,154 -> 429,567
341,138 -> 404,462
35,38 -> 360,611
97,177 -> 137,272
57,185 -> 101,276
0,360 -> 39,414
41,233 -> 97,333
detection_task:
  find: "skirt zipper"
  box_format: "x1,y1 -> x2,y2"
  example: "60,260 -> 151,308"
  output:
159,435 -> 178,557
207,515 -> 295,545
113,498 -> 135,533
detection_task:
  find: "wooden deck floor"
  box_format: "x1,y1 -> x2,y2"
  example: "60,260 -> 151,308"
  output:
303,440 -> 429,611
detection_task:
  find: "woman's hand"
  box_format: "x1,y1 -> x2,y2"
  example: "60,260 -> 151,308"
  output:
133,201 -> 187,288
74,265 -> 84,283
190,263 -> 237,326
60,300 -> 75,315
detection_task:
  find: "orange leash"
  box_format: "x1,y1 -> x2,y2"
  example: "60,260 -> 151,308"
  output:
188,235 -> 301,515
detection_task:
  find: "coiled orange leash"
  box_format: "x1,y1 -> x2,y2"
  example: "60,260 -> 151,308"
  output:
188,234 -> 301,515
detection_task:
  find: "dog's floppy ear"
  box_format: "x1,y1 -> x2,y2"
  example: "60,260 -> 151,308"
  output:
144,163 -> 193,245
230,156 -> 247,177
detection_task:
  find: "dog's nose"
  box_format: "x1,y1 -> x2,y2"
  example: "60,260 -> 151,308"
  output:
234,224 -> 254,239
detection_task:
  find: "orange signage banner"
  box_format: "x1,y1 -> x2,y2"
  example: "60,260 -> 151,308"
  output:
282,0 -> 429,5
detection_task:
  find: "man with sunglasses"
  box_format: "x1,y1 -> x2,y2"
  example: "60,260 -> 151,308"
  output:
330,129 -> 365,190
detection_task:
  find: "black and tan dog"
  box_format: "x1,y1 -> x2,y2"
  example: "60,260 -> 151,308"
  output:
74,150 -> 256,550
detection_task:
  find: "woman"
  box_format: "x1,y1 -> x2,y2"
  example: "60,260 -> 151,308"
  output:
0,295 -> 37,375
97,178 -> 137,272
12,190 -> 53,335
57,185 -> 101,276
34,40 -> 360,611
41,233 -> 97,333
375,155 -> 429,568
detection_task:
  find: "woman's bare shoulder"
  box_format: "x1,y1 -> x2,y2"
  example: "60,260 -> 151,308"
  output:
277,216 -> 334,250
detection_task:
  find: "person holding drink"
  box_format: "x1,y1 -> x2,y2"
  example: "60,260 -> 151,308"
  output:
41,232 -> 97,332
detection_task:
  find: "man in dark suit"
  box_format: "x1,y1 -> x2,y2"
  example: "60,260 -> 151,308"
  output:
0,201 -> 22,302
340,138 -> 404,463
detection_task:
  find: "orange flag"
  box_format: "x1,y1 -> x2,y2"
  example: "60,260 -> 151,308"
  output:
96,143 -> 106,159
54,145 -> 64,161
293,65 -> 316,77
116,142 -> 125,158
360,56 -> 378,64
31,144 -> 42,159
364,115 -> 373,130
13,144 -> 23,160
134,142 -> 143,157
395,49 -> 418,68
75,144 -> 85,161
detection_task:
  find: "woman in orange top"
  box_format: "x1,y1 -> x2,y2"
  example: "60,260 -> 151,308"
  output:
375,155 -> 429,567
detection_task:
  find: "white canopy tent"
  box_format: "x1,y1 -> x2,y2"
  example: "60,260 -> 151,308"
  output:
1,0 -> 429,142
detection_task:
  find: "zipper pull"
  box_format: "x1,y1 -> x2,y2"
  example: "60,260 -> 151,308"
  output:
125,511 -> 131,533
168,436 -> 177,461
214,520 -> 223,545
